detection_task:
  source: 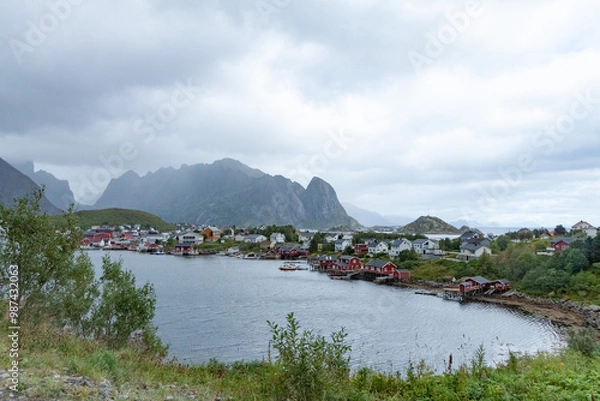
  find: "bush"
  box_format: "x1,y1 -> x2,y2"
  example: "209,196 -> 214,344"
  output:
0,190 -> 164,353
567,327 -> 599,357
267,313 -> 351,400
91,256 -> 157,349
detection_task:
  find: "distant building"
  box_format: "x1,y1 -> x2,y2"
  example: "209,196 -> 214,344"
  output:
180,232 -> 204,245
270,232 -> 286,243
388,238 -> 412,257
334,238 -> 352,252
571,220 -> 598,238
550,237 -> 578,253
202,226 -> 221,241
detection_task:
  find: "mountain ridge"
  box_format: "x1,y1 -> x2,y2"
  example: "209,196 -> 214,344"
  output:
91,159 -> 359,229
12,161 -> 76,210
0,157 -> 61,215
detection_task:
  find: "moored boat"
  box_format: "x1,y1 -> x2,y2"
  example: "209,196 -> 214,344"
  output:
279,261 -> 300,271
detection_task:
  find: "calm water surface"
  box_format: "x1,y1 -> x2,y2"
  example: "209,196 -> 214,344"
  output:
87,251 -> 564,372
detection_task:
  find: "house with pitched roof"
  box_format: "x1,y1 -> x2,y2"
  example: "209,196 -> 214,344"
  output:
367,240 -> 389,255
458,242 -> 492,260
412,239 -> 439,255
571,220 -> 598,237
388,238 -> 412,257
550,237 -> 579,253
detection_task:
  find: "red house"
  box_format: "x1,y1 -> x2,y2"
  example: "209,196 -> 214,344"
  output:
84,229 -> 113,244
490,279 -> 511,292
394,269 -> 411,281
354,244 -> 368,255
318,256 -> 335,269
550,237 -> 576,253
459,276 -> 491,293
338,255 -> 362,270
175,243 -> 194,254
363,259 -> 397,274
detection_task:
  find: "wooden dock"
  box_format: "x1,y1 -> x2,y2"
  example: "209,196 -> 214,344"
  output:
442,288 -> 463,301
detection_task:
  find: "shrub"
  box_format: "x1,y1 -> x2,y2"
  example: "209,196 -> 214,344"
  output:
567,327 -> 599,357
267,313 -> 351,400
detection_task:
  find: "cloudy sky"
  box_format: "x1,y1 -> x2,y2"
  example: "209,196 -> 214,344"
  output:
1,0 -> 599,227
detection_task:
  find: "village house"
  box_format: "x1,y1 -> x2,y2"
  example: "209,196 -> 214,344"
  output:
363,259 -> 411,281
456,276 -> 510,295
317,255 -> 336,269
412,239 -> 440,255
388,238 -> 412,257
84,228 -> 113,245
334,238 -> 352,252
143,231 -> 168,244
270,232 -> 286,244
458,242 -> 492,260
276,244 -> 307,259
174,243 -> 195,254
244,234 -> 267,244
179,231 -> 204,246
324,233 -> 340,243
331,255 -> 362,271
460,230 -> 481,242
571,220 -> 598,238
202,226 -> 221,241
459,276 -> 491,294
550,237 -> 578,253
298,231 -> 315,243
367,240 -> 389,255
458,237 -> 492,261
354,243 -> 369,255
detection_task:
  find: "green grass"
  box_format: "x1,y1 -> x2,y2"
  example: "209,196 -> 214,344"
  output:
66,208 -> 176,231
2,315 -> 599,400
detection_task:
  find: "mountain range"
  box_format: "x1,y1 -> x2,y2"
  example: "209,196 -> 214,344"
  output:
13,161 -> 76,210
0,157 -> 61,215
89,158 -> 359,229
1,157 -> 481,232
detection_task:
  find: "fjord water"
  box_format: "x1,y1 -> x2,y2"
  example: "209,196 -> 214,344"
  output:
87,251 -> 563,372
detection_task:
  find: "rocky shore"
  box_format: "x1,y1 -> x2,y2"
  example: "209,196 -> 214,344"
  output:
401,280 -> 600,335
477,292 -> 600,333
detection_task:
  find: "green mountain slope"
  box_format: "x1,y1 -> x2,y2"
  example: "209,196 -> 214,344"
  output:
399,215 -> 460,234
72,208 -> 176,231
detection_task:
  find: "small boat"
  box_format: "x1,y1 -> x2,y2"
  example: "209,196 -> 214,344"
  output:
154,251 -> 165,255
279,262 -> 300,271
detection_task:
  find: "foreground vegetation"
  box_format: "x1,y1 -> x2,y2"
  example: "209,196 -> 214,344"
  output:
1,311 -> 599,400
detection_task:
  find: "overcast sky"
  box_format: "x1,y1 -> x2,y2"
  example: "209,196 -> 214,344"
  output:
1,0 -> 599,227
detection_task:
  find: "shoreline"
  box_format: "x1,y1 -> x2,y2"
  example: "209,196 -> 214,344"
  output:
396,281 -> 600,335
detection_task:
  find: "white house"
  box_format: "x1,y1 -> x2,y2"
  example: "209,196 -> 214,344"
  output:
571,220 -> 598,237
234,234 -> 246,242
368,240 -> 389,255
459,242 -> 492,260
298,231 -> 315,243
412,239 -> 439,254
180,232 -> 204,245
244,234 -> 267,244
270,232 -> 286,243
334,238 -> 352,252
324,233 -> 339,243
388,238 -> 412,257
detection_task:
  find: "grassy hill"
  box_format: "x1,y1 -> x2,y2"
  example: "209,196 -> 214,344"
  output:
71,208 -> 176,231
399,215 -> 461,235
